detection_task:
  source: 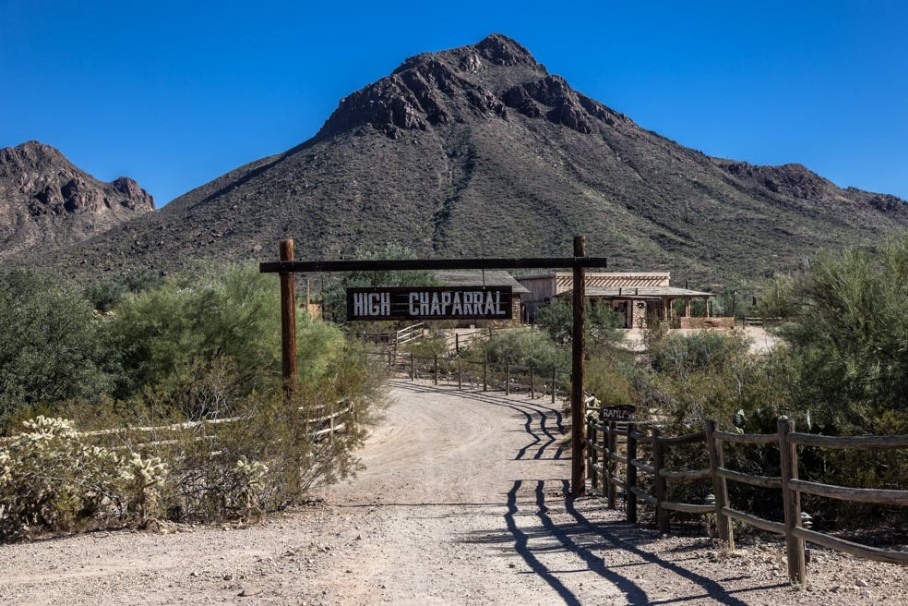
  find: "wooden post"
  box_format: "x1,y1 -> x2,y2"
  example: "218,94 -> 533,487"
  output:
607,421 -> 617,509
589,416 -> 598,491
626,422 -> 637,524
280,240 -> 297,396
483,361 -> 488,391
653,427 -> 670,534
505,364 -> 511,395
434,354 -> 439,385
410,353 -> 415,381
705,420 -> 734,549
571,235 -> 587,498
551,368 -> 557,404
455,333 -> 460,352
530,366 -> 535,399
457,362 -> 462,390
778,417 -> 807,585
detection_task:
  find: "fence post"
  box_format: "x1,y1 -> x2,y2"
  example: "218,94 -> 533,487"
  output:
588,415 -> 598,491
506,364 -> 511,395
456,333 -> 460,352
530,366 -> 535,399
705,420 -> 734,549
607,421 -> 617,509
778,417 -> 806,585
483,361 -> 488,391
626,422 -> 637,524
434,355 -> 439,385
653,427 -> 670,534
410,353 -> 415,381
457,362 -> 462,390
551,368 -> 557,404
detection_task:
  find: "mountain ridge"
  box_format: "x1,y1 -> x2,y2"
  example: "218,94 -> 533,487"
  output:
0,141 -> 154,258
7,34 -> 906,286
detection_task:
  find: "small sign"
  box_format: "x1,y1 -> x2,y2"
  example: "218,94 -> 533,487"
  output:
347,286 -> 512,321
600,405 -> 636,422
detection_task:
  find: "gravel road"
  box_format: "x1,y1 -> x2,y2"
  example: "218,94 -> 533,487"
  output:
1,379 -> 905,605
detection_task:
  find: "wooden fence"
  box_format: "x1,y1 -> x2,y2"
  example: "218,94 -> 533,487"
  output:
587,415 -> 908,585
0,400 -> 352,450
371,351 -> 568,403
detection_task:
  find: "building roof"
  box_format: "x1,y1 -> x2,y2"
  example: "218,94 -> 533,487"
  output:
517,272 -> 671,292
436,270 -> 530,294
559,286 -> 714,299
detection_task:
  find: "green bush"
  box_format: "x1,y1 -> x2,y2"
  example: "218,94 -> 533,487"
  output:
0,271 -> 108,429
471,328 -> 567,371
535,300 -> 624,352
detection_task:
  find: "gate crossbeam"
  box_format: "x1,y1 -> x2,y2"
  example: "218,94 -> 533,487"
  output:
260,257 -> 608,274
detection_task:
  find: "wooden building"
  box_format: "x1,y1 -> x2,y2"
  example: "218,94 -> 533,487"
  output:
517,272 -> 716,329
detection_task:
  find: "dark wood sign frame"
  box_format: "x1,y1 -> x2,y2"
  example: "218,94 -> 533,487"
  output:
346,285 -> 513,321
260,237 -> 605,498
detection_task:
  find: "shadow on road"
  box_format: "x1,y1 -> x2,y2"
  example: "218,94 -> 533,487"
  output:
464,478 -> 785,606
392,380 -> 566,461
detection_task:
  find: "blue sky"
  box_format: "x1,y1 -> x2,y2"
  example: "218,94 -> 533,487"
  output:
1,0 -> 906,206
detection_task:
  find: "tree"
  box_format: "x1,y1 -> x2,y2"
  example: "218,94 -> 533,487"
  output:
0,271 -> 107,428
775,235 -> 908,433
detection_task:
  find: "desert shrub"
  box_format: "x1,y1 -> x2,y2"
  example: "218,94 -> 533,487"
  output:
104,263 -> 284,404
774,237 -> 908,433
468,328 -> 567,371
585,349 -> 637,407
535,300 -> 624,352
0,416 -> 166,540
83,270 -> 163,313
0,271 -> 108,430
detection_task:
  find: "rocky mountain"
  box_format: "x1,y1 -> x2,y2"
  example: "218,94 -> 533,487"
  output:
0,141 -> 154,257
13,34 -> 908,285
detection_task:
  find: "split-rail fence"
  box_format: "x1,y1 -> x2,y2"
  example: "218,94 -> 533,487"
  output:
587,415 -> 908,585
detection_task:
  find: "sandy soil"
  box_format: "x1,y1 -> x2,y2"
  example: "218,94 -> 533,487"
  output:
1,379 -> 905,605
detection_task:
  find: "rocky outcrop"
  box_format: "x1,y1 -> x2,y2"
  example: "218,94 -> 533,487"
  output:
0,141 -> 154,256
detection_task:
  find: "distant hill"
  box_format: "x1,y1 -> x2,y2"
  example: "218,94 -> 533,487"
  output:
11,34 -> 908,286
0,141 -> 154,258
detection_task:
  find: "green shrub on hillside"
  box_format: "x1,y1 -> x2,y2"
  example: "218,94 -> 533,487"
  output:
0,271 -> 108,429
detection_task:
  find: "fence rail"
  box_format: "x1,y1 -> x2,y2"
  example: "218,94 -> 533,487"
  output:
586,414 -> 908,585
371,350 -> 569,403
0,401 -> 352,449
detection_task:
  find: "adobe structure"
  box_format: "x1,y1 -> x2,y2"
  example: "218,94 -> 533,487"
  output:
517,272 -> 719,329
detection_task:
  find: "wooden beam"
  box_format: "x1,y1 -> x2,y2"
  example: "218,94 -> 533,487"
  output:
260,256 -> 609,273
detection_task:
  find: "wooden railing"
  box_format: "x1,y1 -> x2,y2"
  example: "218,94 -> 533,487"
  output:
587,415 -> 908,585
371,351 -> 568,403
1,400 -> 353,449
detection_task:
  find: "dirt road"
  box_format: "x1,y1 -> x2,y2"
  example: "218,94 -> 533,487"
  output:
1,380 -> 905,605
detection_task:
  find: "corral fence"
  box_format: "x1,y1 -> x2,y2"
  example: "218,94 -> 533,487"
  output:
587,415 -> 908,585
0,400 -> 353,451
370,351 -> 569,403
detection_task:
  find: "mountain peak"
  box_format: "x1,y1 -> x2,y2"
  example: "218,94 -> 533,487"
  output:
0,141 -> 155,257
473,33 -> 539,67
317,34 -> 632,139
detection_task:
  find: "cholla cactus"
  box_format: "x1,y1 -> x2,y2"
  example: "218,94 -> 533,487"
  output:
22,416 -> 77,439
0,449 -> 10,484
234,457 -> 268,485
122,454 -> 167,488
121,453 -> 168,523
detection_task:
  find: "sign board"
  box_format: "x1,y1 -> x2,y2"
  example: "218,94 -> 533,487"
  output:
599,404 -> 636,422
347,286 -> 512,321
